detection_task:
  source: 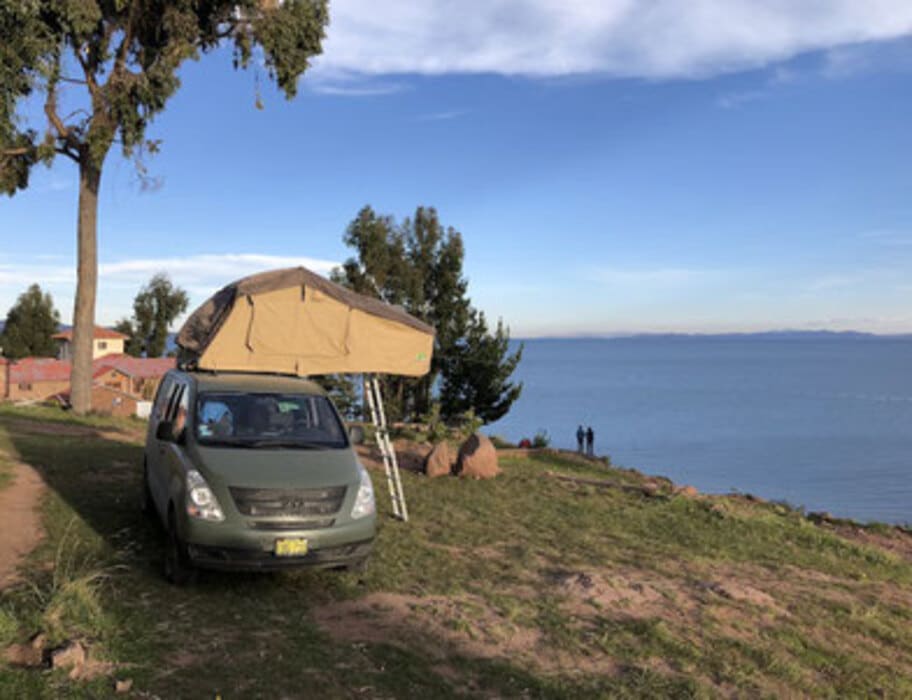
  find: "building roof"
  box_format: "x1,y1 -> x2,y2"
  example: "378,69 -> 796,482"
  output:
94,354 -> 175,379
52,326 -> 128,341
9,358 -> 72,383
8,354 -> 174,385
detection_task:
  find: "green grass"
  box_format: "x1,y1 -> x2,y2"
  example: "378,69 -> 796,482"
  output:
1,405 -> 912,698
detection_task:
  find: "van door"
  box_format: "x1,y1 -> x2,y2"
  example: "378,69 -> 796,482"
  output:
149,379 -> 185,509
158,382 -> 193,515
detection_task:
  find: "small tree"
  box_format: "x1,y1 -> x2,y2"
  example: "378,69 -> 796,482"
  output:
113,318 -> 142,357
1,284 -> 61,360
335,205 -> 472,420
314,374 -> 361,421
116,274 -> 188,357
440,311 -> 523,424
1,1 -> 329,412
336,205 -> 523,424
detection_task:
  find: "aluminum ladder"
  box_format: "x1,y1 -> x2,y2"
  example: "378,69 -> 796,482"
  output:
364,375 -> 409,522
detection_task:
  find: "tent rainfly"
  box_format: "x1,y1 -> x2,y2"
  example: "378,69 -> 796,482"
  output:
176,267 -> 435,377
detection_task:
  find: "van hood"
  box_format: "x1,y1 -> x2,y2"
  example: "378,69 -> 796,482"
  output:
192,444 -> 361,490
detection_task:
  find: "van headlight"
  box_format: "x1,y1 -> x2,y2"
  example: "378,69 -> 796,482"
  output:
351,465 -> 376,520
186,470 -> 225,522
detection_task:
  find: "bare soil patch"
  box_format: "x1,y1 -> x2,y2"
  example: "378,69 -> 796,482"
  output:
0,460 -> 46,589
314,592 -> 550,670
828,524 -> 912,563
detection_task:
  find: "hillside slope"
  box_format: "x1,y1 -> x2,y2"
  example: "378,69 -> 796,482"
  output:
1,406 -> 911,697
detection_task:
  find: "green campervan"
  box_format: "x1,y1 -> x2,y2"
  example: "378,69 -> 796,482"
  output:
143,370 -> 376,584
147,266 -> 436,584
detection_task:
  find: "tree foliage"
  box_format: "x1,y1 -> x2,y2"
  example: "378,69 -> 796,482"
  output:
1,0 -> 329,193
1,284 -> 61,360
0,0 -> 328,412
116,274 -> 188,358
440,312 -> 523,424
335,205 -> 523,424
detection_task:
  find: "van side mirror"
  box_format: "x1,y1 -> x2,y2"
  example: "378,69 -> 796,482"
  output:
156,420 -> 174,442
348,425 -> 365,445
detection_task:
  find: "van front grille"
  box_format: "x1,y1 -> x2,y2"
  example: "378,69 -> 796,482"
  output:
248,518 -> 335,531
229,486 -> 346,520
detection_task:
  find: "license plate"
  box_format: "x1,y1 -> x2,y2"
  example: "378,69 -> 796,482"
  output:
274,538 -> 309,557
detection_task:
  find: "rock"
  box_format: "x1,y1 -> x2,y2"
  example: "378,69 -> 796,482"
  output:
455,434 -> 500,479
3,642 -> 44,667
51,640 -> 87,672
707,581 -> 775,608
30,632 -> 48,652
115,679 -> 133,693
675,485 -> 699,498
424,442 -> 454,478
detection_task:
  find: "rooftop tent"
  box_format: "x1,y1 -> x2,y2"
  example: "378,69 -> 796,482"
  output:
176,267 -> 435,377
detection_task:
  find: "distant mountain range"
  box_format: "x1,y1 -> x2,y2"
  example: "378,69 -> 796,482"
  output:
521,330 -> 912,341
0,322 -> 909,344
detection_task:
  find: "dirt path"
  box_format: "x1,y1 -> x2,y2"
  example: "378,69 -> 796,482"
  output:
0,461 -> 45,589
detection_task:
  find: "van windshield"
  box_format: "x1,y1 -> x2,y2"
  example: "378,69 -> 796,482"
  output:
196,392 -> 347,449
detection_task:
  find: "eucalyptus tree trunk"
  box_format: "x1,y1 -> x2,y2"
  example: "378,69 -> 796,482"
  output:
69,157 -> 101,415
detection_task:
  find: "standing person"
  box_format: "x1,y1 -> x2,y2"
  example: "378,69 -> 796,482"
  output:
586,426 -> 594,456
576,425 -> 585,453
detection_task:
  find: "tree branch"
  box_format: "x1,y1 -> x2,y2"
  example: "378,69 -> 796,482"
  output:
59,76 -> 88,86
1,146 -> 32,157
74,49 -> 100,99
54,147 -> 80,163
62,109 -> 92,123
44,85 -> 70,140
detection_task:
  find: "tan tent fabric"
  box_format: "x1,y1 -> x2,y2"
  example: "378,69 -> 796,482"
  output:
176,267 -> 434,377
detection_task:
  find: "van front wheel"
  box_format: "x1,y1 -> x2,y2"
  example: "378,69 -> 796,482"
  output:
164,510 -> 196,586
141,465 -> 155,518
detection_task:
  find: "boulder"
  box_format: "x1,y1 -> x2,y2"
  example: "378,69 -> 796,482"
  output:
424,442 -> 454,478
3,642 -> 43,667
51,640 -> 87,672
456,434 -> 500,479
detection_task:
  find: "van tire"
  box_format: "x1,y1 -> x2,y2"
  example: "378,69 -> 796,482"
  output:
164,509 -> 196,586
141,464 -> 155,519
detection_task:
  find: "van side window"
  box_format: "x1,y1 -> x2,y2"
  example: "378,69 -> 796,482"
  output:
152,377 -> 174,422
164,383 -> 183,423
172,386 -> 190,439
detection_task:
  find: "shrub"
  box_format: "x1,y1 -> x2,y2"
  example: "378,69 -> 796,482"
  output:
531,430 -> 550,449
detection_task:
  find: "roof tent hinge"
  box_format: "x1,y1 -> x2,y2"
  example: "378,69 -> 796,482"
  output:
244,295 -> 255,352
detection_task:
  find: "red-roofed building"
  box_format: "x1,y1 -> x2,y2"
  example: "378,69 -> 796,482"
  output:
53,326 -> 128,361
92,354 -> 176,399
0,352 -> 175,413
4,357 -> 73,402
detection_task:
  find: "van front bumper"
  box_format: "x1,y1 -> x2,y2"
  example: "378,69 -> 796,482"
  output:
186,538 -> 374,571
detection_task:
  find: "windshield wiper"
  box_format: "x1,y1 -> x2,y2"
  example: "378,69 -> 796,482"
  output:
198,438 -> 257,448
242,438 -> 331,450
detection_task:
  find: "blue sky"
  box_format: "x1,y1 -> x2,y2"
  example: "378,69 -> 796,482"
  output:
3,1 -> 912,336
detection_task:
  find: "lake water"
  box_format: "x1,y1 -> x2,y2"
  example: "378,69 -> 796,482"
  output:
488,337 -> 912,524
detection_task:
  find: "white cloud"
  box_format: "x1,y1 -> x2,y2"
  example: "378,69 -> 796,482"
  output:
414,109 -> 468,122
313,1 -> 912,79
0,253 -> 340,326
859,230 -> 912,246
98,253 -> 337,281
308,79 -> 408,96
716,88 -> 768,109
586,265 -> 717,287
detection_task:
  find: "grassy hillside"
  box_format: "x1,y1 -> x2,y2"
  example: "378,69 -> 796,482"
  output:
1,405 -> 912,698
